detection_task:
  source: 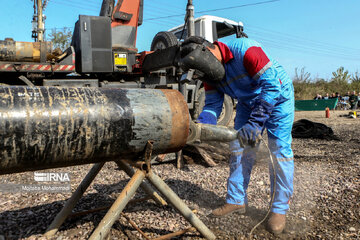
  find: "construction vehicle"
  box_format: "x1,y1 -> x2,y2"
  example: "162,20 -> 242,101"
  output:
0,0 -> 148,88
168,15 -> 245,43
164,15 -> 246,125
0,0 -> 246,124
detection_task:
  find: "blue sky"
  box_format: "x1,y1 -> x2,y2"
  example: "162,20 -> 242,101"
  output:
1,0 -> 359,79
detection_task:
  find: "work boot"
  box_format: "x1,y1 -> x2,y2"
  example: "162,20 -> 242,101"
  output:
210,203 -> 246,218
267,212 -> 286,234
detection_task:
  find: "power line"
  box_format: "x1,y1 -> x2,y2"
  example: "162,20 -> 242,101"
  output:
66,0 -> 100,8
250,34 -> 360,61
246,24 -> 360,54
145,12 -> 181,25
246,29 -> 360,59
44,0 -> 360,61
144,0 -> 280,21
148,0 -> 185,11
250,33 -> 359,58
197,0 -> 280,14
142,21 -> 176,29
50,0 -> 98,12
53,0 -> 102,8
145,7 -> 182,17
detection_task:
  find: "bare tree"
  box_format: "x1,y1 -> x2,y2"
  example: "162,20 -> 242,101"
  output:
294,67 -> 311,83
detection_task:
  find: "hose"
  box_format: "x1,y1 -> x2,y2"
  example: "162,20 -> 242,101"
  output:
248,136 -> 276,239
194,123 -> 278,238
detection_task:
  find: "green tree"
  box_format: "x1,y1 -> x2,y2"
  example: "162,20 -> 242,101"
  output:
350,71 -> 360,90
331,66 -> 350,84
47,27 -> 72,51
292,67 -> 360,99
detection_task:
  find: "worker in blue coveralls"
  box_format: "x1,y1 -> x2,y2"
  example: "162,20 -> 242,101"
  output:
180,36 -> 294,234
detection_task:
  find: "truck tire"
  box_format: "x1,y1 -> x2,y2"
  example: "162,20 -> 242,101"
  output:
150,31 -> 178,51
196,88 -> 234,126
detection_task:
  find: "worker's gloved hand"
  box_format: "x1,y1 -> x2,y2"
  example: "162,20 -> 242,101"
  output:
237,99 -> 274,147
237,122 -> 262,147
197,110 -> 217,125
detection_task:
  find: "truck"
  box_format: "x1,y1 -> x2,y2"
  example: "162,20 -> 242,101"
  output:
0,0 -> 246,125
157,15 -> 246,125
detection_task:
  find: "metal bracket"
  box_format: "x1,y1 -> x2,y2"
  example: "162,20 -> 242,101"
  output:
179,69 -> 195,84
40,41 -> 47,63
144,140 -> 154,172
18,75 -> 35,87
113,11 -> 133,21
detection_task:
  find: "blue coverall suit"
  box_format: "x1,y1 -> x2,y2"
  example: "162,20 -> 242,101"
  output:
198,38 -> 294,214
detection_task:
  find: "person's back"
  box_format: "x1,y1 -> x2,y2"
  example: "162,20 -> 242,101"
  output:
349,91 -> 358,110
215,38 -> 292,107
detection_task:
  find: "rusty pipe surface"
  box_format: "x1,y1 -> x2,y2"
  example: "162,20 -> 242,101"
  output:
0,86 -> 189,175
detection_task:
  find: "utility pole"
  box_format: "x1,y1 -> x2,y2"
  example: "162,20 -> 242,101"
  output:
37,0 -> 44,41
32,0 -> 45,41
186,0 -> 195,37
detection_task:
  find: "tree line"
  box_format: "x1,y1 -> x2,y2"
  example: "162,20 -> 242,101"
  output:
293,67 -> 360,100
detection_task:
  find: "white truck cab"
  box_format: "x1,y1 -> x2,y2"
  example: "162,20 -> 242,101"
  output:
168,15 -> 245,42
149,15 -> 246,126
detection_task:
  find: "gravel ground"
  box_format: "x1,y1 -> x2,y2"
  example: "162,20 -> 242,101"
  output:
0,110 -> 359,240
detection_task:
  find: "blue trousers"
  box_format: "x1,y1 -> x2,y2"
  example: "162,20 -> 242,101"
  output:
227,95 -> 294,214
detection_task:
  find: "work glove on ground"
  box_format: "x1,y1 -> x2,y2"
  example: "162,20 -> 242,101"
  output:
197,111 -> 217,125
237,99 -> 274,147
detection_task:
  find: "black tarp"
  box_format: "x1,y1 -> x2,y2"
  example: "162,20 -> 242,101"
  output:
292,119 -> 339,140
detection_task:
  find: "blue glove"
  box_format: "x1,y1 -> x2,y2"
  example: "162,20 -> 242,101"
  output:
238,99 -> 274,147
197,110 -> 217,125
238,122 -> 262,147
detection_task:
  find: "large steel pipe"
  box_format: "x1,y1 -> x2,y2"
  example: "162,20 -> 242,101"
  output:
0,86 -> 189,174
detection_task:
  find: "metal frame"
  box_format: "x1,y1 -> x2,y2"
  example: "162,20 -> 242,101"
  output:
44,141 -> 215,240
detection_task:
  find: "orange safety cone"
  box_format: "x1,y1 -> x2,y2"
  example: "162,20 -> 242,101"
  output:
325,107 -> 330,118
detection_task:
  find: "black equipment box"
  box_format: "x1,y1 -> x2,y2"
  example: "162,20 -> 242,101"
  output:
73,15 -> 112,73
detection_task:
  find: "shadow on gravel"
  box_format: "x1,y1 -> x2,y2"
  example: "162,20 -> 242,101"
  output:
0,177 -> 223,239
203,206 -> 311,239
0,191 -> 117,239
93,178 -> 224,209
112,222 -> 201,239
2,173 -> 314,239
